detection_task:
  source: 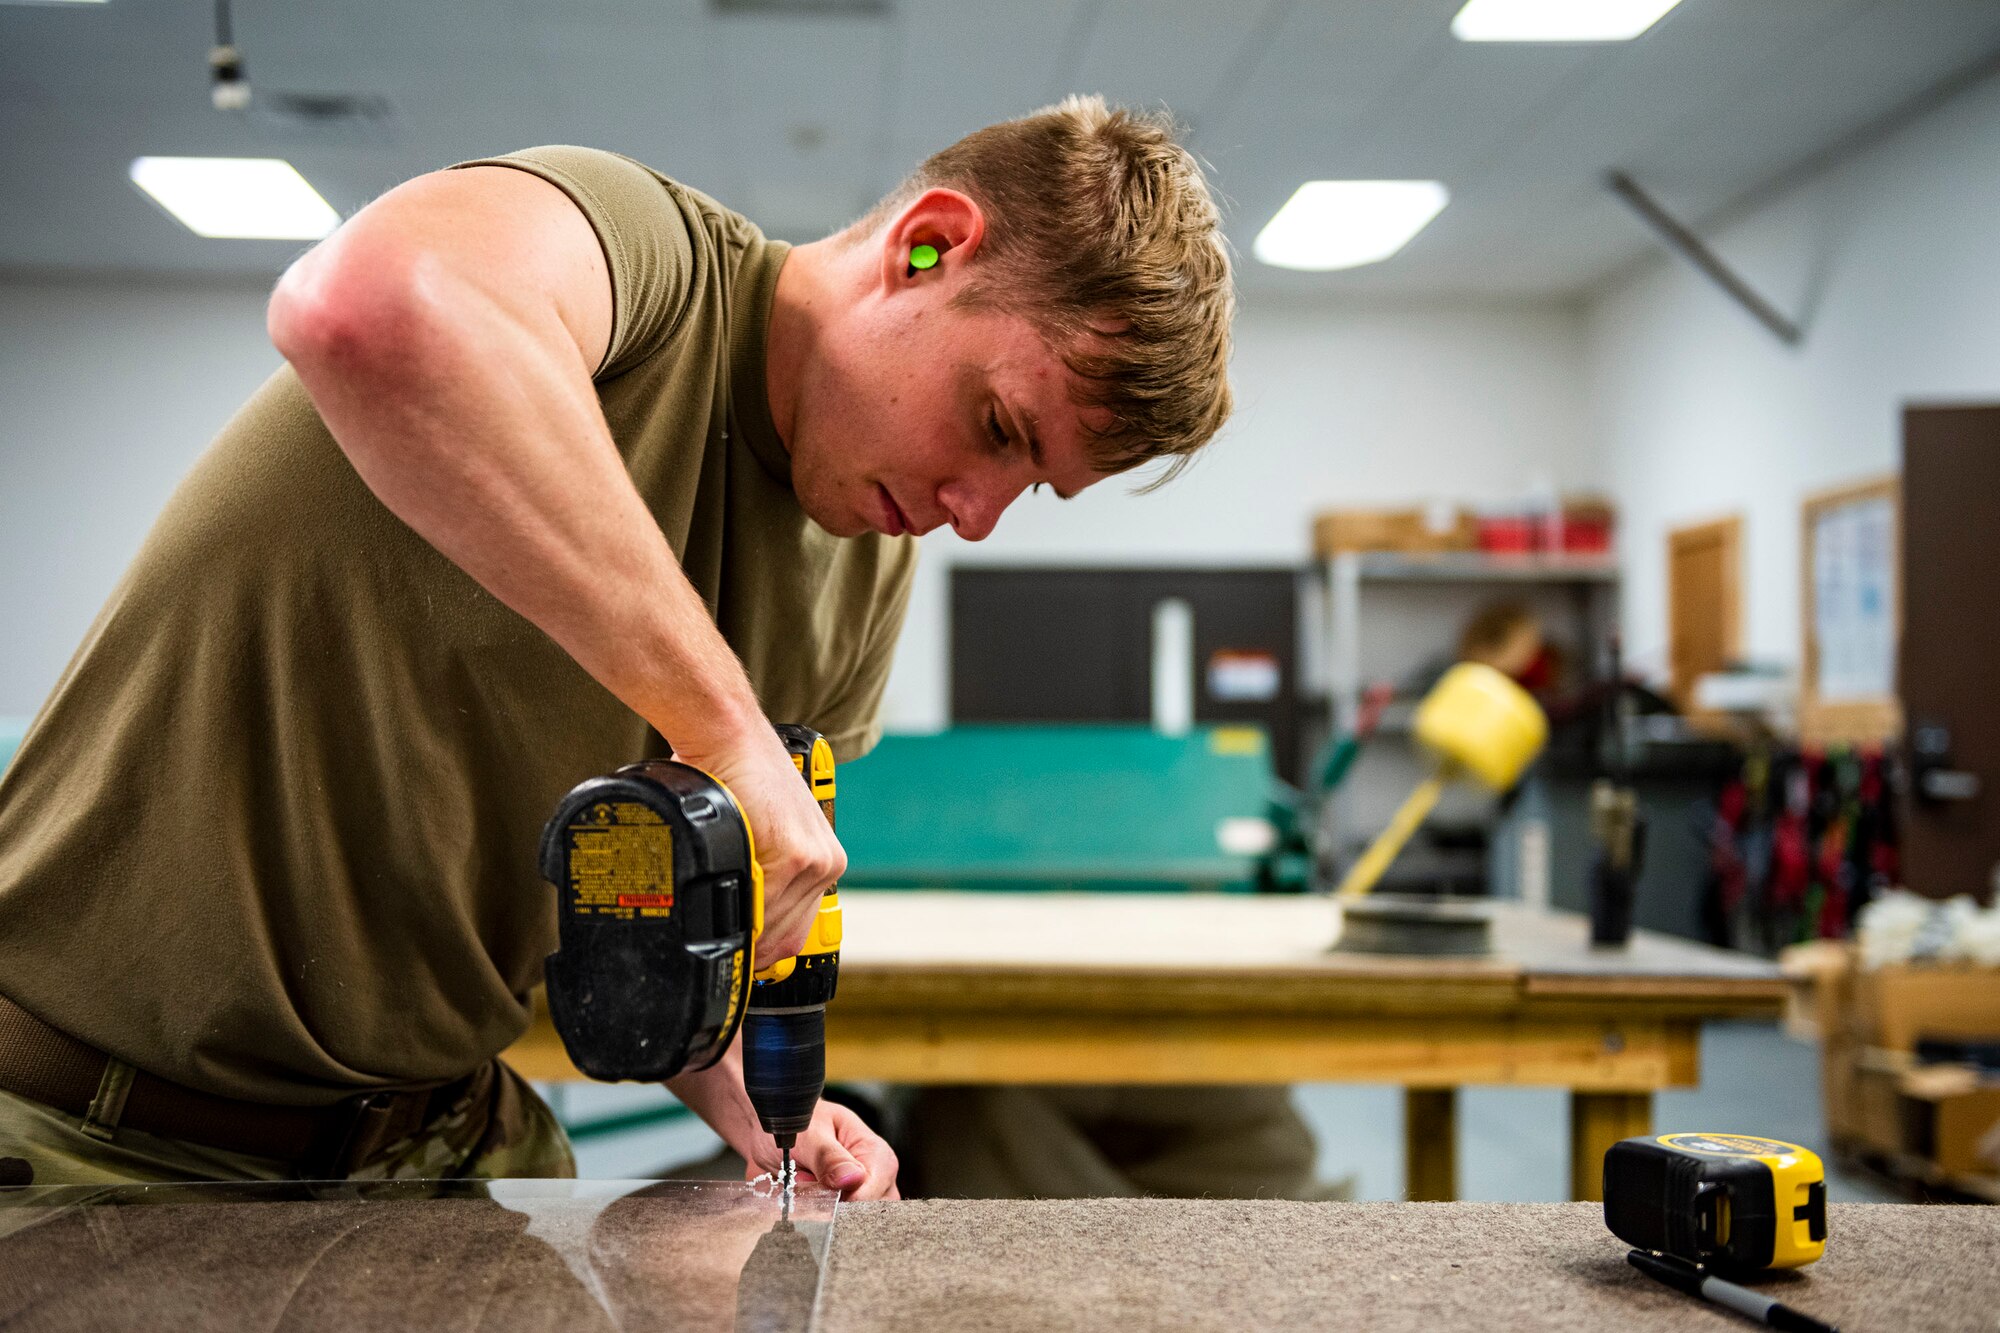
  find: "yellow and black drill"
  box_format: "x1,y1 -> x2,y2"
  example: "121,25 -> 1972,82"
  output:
537,724 -> 842,1184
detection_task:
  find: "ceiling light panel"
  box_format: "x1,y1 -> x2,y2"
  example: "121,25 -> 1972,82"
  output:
1253,181 -> 1449,272
1451,0 -> 1684,43
128,157 -> 340,240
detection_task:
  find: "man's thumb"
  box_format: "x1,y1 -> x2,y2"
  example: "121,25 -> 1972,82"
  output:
804,1137 -> 865,1192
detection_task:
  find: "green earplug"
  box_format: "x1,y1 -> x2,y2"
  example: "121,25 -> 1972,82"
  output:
909,243 -> 940,271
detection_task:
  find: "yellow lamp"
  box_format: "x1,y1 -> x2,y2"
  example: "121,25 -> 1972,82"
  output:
1334,662 -> 1548,899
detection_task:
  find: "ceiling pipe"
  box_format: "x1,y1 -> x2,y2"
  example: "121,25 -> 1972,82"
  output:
1605,170 -> 1802,346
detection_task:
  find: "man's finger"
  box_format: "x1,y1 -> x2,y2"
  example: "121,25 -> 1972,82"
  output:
754,870 -> 813,946
800,1136 -> 866,1194
753,892 -> 814,966
840,1135 -> 899,1201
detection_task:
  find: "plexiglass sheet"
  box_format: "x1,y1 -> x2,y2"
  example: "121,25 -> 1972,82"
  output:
0,1177 -> 837,1332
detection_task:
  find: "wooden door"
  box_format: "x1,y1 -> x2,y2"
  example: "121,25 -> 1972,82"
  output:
1666,516 -> 1743,709
1900,405 -> 2000,903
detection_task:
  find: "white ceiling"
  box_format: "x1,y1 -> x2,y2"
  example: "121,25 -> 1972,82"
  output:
3,0 -> 1999,297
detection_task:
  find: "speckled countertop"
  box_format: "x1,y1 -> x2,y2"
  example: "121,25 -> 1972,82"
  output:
1,1184 -> 1990,1332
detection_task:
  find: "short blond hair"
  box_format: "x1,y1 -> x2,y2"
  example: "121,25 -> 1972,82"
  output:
863,96 -> 1234,485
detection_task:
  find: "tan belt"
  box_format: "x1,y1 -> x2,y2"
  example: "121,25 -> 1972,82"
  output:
0,991 -> 481,1177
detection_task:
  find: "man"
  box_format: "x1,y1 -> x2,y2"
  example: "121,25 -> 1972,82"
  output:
0,96 -> 1234,1192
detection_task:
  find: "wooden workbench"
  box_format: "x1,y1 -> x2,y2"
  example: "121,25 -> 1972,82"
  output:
504,893 -> 1787,1201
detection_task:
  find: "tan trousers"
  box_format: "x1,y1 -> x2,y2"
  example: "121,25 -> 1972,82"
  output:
0,1058 -> 573,1190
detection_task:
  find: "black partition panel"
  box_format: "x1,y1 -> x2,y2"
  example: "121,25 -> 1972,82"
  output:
950,566 -> 1309,784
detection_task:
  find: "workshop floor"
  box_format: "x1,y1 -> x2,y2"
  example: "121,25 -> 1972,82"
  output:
542,1020 -> 1902,1202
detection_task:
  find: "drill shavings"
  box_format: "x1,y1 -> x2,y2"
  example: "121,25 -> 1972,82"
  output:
748,1159 -> 801,1223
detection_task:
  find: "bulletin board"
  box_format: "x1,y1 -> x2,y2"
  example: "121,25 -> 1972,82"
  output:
1799,475 -> 1900,746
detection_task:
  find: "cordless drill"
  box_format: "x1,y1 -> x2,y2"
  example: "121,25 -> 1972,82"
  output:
538,725 -> 842,1185
742,725 -> 843,1182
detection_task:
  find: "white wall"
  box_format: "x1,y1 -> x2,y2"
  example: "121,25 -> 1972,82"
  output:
1586,74 -> 2000,683
34,71 -> 2000,734
0,275 -> 1593,729
0,274 -> 282,717
7,84 -> 2000,735
881,297 -> 1593,729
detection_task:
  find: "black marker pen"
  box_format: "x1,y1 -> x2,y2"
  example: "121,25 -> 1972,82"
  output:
1628,1250 -> 1838,1333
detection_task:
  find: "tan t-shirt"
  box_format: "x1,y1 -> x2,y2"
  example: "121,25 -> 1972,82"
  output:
0,146 -> 916,1105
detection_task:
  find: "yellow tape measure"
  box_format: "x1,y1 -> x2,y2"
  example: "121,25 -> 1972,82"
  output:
1605,1133 -> 1828,1272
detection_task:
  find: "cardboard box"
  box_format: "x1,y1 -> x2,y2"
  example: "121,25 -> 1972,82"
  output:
1847,1050 -> 1911,1158
1832,1048 -> 2000,1187
1311,507 -> 1477,557
1801,949 -> 2000,1185
1794,943 -> 1866,1143
1900,1064 -> 2000,1178
1780,939 -> 1852,1042
1823,1028 -> 1860,1145
1848,963 -> 2000,1052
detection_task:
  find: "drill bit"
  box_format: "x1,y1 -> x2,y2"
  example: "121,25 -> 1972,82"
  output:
780,1146 -> 794,1191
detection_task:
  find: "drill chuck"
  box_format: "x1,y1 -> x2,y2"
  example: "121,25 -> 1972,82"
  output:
742,1005 -> 825,1146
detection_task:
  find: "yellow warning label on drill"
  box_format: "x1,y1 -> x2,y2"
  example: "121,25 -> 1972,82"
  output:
566,801 -> 673,920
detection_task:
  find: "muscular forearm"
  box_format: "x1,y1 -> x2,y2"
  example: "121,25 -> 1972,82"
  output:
665,1042 -> 770,1168
274,256 -> 759,756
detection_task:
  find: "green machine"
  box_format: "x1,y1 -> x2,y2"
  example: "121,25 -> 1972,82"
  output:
839,723 -> 1291,894
0,718 -> 25,776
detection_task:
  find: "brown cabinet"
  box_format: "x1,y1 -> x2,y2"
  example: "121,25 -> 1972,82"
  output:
1900,405 -> 2000,903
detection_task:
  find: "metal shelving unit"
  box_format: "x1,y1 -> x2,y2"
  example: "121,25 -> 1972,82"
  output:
1317,551 -> 1622,890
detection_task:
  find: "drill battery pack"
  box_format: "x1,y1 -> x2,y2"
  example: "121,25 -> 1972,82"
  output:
538,760 -> 761,1083
1604,1133 -> 1828,1272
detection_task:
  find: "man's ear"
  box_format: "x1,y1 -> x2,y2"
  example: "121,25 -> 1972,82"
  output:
881,188 -> 985,290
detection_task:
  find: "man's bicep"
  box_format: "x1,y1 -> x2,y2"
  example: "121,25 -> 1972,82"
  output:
451,148 -> 696,377
307,164 -> 615,377
447,167 -> 615,375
